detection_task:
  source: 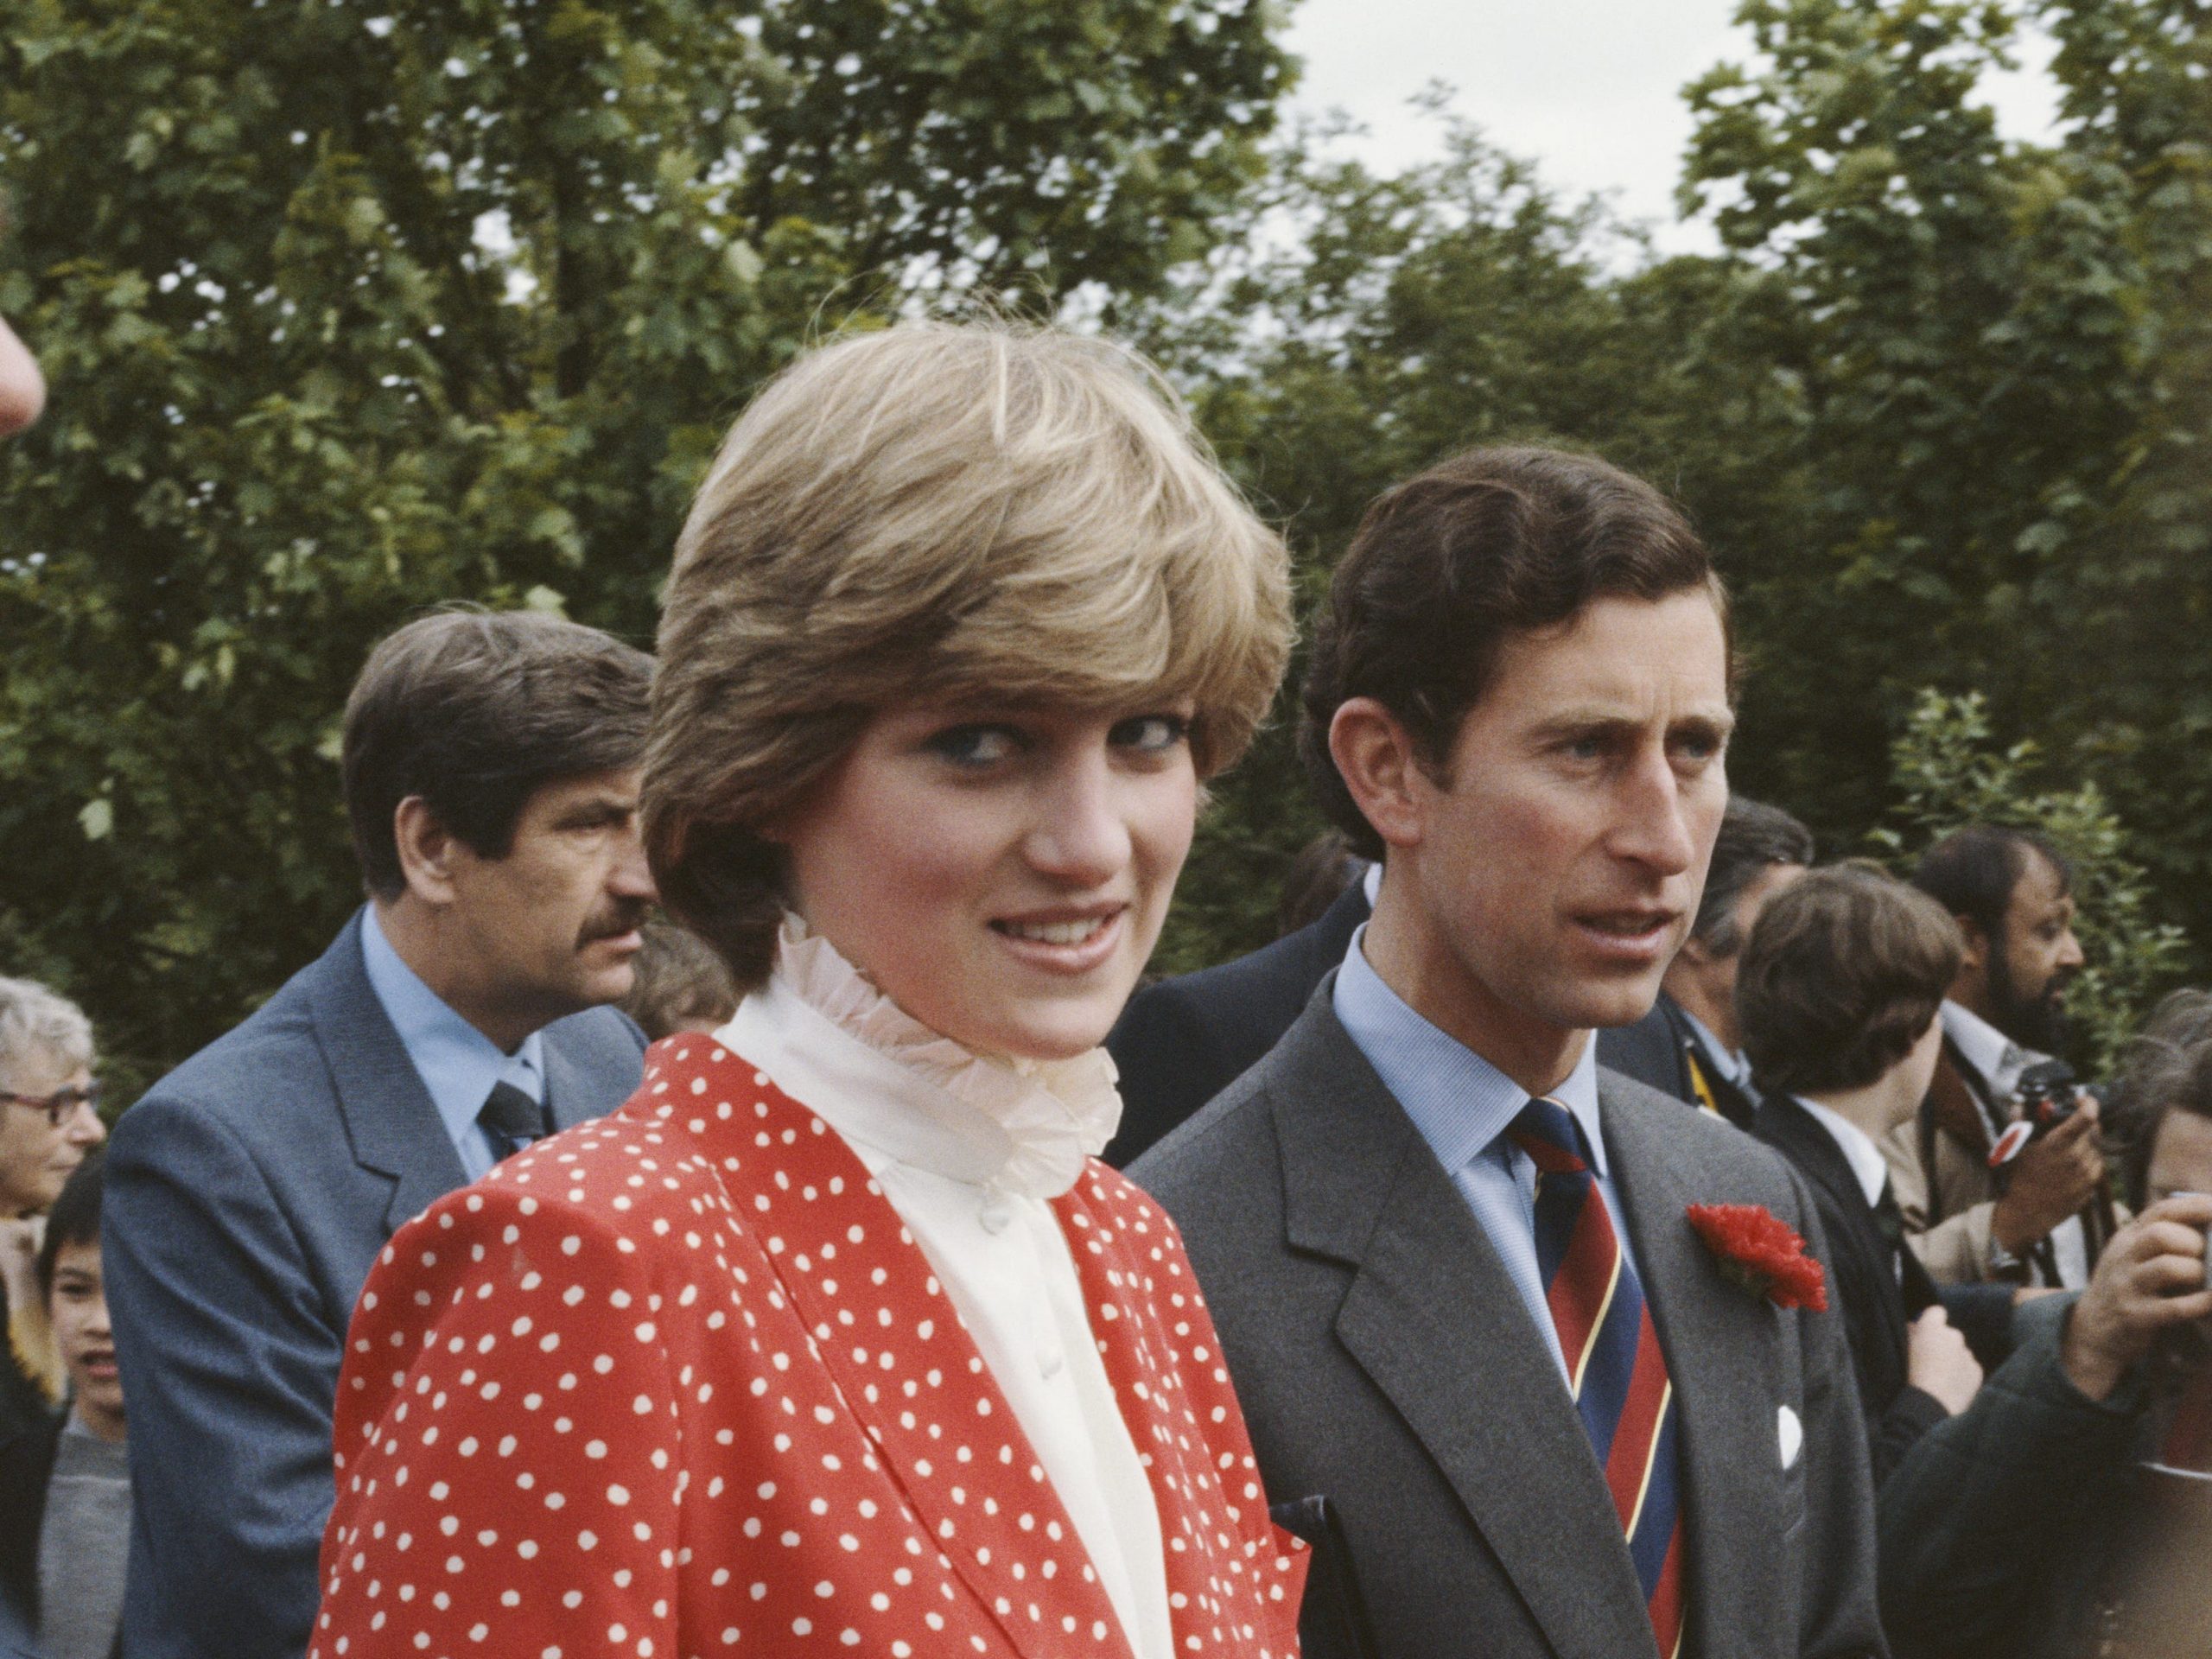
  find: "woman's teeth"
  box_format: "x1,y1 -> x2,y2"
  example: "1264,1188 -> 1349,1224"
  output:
999,917 -> 1109,945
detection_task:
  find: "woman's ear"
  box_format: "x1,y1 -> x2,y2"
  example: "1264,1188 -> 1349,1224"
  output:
1327,698 -> 1431,854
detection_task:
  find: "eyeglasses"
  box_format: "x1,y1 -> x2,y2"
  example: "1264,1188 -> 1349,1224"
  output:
0,1082 -> 103,1127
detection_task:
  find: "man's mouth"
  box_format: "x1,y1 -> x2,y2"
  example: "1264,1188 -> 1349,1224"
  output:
1578,910 -> 1677,938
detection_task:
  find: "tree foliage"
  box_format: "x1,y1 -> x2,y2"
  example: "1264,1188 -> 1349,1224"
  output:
4,0 -> 2205,1088
0,0 -> 1291,1092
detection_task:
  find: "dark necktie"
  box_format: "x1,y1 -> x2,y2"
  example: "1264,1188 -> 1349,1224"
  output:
1508,1096 -> 1688,1656
478,1079 -> 550,1161
1873,1178 -> 1908,1287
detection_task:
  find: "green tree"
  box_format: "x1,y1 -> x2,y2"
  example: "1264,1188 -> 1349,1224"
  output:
1679,0 -> 2212,959
0,0 -> 1294,1091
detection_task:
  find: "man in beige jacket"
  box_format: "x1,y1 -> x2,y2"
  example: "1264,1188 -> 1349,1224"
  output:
1882,825 -> 2110,1287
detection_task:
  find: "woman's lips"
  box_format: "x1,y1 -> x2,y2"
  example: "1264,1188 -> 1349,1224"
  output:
988,908 -> 1128,975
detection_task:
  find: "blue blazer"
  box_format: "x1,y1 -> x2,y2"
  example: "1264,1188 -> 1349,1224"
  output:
102,909 -> 646,1659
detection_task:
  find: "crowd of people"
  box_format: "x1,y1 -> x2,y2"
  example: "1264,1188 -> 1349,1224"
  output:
2,307 -> 2209,1659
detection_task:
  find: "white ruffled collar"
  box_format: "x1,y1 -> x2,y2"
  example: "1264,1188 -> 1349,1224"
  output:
715,916 -> 1122,1203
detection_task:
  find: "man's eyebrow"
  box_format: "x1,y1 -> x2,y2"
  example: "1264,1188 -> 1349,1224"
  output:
1529,706 -> 1738,739
556,794 -> 639,822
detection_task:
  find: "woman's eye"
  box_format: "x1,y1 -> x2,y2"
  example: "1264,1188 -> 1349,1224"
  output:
925,725 -> 1020,767
1111,714 -> 1190,753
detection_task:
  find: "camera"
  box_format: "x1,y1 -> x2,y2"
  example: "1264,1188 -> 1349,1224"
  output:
2015,1058 -> 2082,1140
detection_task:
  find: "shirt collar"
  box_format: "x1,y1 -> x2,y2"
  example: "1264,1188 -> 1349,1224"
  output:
1940,999 -> 2028,1091
1795,1096 -> 1891,1208
1333,923 -> 1605,1179
360,906 -> 544,1149
1676,1004 -> 1747,1085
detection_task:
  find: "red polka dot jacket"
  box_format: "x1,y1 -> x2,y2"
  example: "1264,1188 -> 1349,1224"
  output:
314,1035 -> 1308,1659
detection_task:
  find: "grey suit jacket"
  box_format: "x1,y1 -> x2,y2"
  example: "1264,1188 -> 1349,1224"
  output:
102,909 -> 647,1659
1131,982 -> 1887,1659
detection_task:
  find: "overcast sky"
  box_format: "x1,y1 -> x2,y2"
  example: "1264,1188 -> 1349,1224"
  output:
1281,0 -> 2063,256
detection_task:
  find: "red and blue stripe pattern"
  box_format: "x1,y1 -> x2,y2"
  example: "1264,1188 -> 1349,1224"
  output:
1510,1096 -> 1687,1658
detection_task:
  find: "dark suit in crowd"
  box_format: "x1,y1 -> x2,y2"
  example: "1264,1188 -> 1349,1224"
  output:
1752,1095 -> 2016,1487
1134,985 -> 1886,1659
102,911 -> 645,1659
1107,883 -> 1700,1165
1609,992 -> 1761,1133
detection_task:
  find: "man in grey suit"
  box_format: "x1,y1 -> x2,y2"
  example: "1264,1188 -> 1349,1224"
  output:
1134,448 -> 1885,1659
103,611 -> 658,1659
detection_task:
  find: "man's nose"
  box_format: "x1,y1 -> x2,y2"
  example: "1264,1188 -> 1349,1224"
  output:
608,827 -> 658,903
2057,927 -> 2086,971
1610,750 -> 1698,875
1025,757 -> 1131,885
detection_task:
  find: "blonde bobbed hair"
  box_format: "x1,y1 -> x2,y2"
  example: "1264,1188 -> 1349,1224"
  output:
645,320 -> 1294,991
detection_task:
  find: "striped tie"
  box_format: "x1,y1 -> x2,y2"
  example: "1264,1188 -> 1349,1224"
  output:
1509,1096 -> 1687,1658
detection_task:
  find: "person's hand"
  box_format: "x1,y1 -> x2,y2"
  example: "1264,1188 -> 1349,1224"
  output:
1907,1306 -> 1985,1415
1992,1098 -> 2106,1255
2061,1193 -> 2212,1402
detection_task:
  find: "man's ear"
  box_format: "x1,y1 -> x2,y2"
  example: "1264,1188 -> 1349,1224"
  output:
391,796 -> 462,906
1955,914 -> 1989,976
1327,699 -> 1432,853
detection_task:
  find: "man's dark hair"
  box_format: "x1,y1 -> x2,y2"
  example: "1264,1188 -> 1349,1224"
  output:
1910,824 -> 2075,945
1299,446 -> 1728,859
1691,796 -> 1815,958
36,1149 -> 104,1304
343,610 -> 653,899
1738,861 -> 1963,1098
2108,988 -> 2212,1211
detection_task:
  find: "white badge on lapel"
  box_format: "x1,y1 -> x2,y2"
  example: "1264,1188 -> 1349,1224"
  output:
1777,1403 -> 1803,1471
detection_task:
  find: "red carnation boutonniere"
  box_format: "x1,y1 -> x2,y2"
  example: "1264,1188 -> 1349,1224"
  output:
1686,1203 -> 1828,1312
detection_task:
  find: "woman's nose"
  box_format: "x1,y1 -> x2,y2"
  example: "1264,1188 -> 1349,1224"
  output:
1025,758 -> 1131,885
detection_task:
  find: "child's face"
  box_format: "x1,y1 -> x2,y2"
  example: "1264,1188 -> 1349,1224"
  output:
48,1239 -> 124,1427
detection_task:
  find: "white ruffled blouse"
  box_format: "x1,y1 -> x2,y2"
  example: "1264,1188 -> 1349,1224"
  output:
716,918 -> 1174,1659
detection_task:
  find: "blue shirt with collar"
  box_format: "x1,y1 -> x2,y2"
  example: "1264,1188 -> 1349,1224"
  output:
1332,924 -> 1645,1388
360,906 -> 547,1183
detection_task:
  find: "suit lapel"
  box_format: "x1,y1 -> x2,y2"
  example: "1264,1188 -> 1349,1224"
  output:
1267,999 -> 1661,1657
1605,1080 -> 1794,1659
308,910 -> 469,1236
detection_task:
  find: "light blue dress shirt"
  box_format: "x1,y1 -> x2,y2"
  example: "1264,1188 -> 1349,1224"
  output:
1332,925 -> 1644,1388
360,906 -> 547,1183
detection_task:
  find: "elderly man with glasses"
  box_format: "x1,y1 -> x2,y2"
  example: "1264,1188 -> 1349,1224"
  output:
0,977 -> 106,1442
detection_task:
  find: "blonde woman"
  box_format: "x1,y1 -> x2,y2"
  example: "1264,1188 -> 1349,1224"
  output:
312,322 -> 1306,1659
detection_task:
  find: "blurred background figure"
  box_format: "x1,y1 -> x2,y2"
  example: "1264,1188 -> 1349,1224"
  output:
0,977 -> 105,1443
618,918 -> 740,1041
1608,793 -> 1814,1129
1887,825 -> 2108,1291
1738,863 -> 1995,1489
0,314 -> 40,439
0,1151 -> 128,1659
1878,988 -> 2212,1659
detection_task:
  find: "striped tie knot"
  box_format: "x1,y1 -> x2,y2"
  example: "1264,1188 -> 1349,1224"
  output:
1508,1095 -> 1591,1179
